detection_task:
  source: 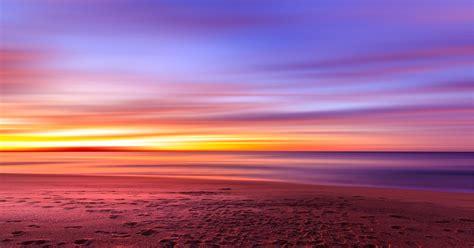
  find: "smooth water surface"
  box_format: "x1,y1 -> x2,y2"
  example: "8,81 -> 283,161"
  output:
1,152 -> 473,192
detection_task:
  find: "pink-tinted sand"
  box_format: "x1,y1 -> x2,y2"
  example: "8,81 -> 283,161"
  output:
0,174 -> 473,247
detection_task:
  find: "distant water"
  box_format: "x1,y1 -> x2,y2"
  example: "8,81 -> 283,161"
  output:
1,151 -> 473,192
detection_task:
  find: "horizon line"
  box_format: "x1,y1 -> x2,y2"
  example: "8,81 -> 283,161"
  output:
1,147 -> 472,153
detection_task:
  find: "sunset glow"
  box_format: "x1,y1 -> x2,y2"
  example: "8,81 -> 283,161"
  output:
1,0 -> 473,152
1,2 -> 474,247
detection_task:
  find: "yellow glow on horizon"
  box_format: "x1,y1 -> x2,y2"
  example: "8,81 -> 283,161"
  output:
1,130 -> 294,151
144,135 -> 281,151
0,137 -> 149,149
0,124 -> 399,151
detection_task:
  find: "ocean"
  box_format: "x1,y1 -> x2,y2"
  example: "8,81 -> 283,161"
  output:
1,151 -> 473,192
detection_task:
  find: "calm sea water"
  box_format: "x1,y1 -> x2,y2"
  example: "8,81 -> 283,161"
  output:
1,152 -> 473,192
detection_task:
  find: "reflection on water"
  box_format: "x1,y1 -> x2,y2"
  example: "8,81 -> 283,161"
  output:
1,152 -> 473,192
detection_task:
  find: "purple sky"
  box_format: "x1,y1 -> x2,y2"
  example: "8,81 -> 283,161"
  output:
1,0 -> 473,151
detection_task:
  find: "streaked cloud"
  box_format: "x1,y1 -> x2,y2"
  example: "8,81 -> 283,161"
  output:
1,0 -> 473,151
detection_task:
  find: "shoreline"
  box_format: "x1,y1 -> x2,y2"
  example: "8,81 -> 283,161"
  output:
2,173 -> 473,208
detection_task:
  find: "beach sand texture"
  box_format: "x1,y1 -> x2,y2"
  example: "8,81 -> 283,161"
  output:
0,174 -> 473,247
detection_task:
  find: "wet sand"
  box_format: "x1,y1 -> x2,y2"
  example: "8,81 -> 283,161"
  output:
0,174 -> 473,247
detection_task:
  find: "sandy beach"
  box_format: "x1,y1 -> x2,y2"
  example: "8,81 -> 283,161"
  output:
0,173 -> 473,247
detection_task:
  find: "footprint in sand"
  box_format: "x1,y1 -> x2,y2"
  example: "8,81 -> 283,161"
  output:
109,214 -> 121,219
112,232 -> 131,238
138,229 -> 157,236
64,226 -> 83,229
389,214 -> 407,219
159,239 -> 176,247
20,240 -> 49,245
6,220 -> 22,223
74,239 -> 92,246
11,230 -> 25,236
123,222 -> 139,228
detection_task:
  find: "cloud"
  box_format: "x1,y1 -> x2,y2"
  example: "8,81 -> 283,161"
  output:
0,48 -> 56,94
2,0 -> 473,151
1,0 -> 291,35
258,44 -> 474,80
204,103 -> 474,123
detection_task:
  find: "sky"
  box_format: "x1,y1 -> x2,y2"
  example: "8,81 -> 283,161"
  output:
1,0 -> 473,151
